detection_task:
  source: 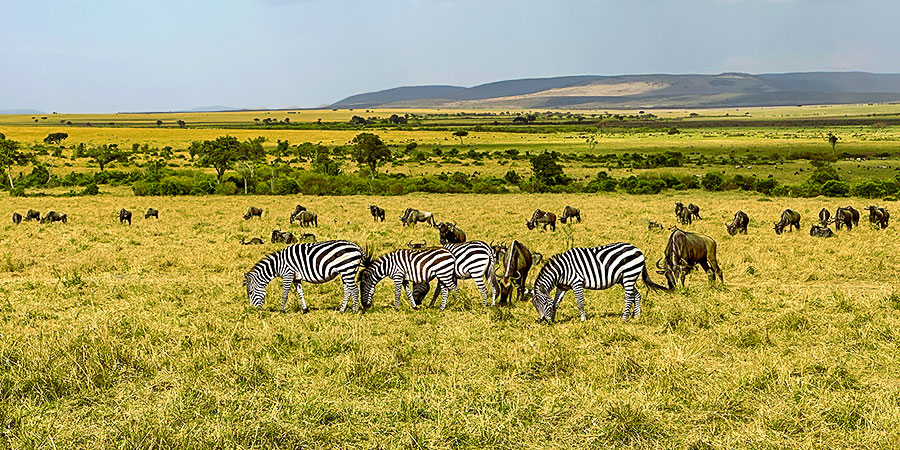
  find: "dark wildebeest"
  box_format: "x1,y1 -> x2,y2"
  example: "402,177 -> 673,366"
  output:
835,206 -> 860,230
293,210 -> 318,227
496,240 -> 541,305
656,228 -> 723,288
289,205 -> 307,223
810,224 -> 835,238
435,221 -> 466,244
688,203 -> 702,220
648,220 -> 664,231
25,209 -> 40,221
818,208 -> 831,225
271,229 -> 298,244
526,209 -> 556,231
726,210 -> 750,236
369,205 -> 385,222
241,237 -> 264,245
41,211 -> 67,224
244,206 -> 263,220
774,209 -> 801,234
400,208 -> 436,226
407,239 -> 428,249
12,212 -> 22,225
145,208 -> 159,219
298,233 -> 316,242
865,205 -> 890,229
559,206 -> 582,224
675,202 -> 692,225
119,208 -> 132,225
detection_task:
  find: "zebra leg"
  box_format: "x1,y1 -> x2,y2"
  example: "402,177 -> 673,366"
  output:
281,272 -> 294,313
623,283 -> 638,320
474,276 -> 489,307
572,283 -> 587,322
295,281 -> 309,314
392,277 -> 404,310
402,281 -> 418,310
440,277 -> 457,311
339,273 -> 356,313
631,290 -> 642,319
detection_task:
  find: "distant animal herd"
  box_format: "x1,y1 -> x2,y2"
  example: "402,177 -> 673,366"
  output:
9,200 -> 891,322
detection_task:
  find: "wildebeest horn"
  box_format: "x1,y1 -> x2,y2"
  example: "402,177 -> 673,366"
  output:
452,220 -> 456,228
655,258 -> 664,269
420,239 -> 426,246
510,272 -> 520,281
407,240 -> 413,247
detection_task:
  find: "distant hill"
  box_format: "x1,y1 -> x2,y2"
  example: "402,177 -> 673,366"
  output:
330,72 -> 900,109
0,109 -> 46,115
186,105 -> 240,112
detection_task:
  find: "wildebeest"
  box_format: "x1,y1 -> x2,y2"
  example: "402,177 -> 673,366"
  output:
241,237 -> 264,245
835,206 -> 860,230
656,228 -> 723,288
407,239 -> 428,249
774,209 -> 801,234
725,210 -> 750,236
688,203 -> 702,220
293,210 -> 318,227
865,205 -> 890,229
119,208 -> 132,225
496,240 -> 541,305
244,206 -> 263,220
298,233 -> 316,242
369,205 -> 385,222
526,209 -> 556,231
675,202 -> 693,225
145,208 -> 159,219
41,211 -> 67,224
810,224 -> 835,238
648,220 -> 664,231
559,205 -> 582,224
271,229 -> 298,244
435,221 -> 466,244
12,212 -> 22,225
289,205 -> 307,223
25,209 -> 40,221
818,208 -> 831,225
400,208 -> 436,226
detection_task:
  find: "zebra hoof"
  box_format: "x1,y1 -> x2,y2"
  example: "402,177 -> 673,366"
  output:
302,307 -> 309,314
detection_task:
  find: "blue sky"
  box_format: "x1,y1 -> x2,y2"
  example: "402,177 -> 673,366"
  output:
2,0 -> 898,112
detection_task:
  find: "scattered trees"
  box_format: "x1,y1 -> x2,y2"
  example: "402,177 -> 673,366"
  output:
453,130 -> 469,145
530,151 -> 568,186
0,137 -> 32,189
351,133 -> 391,178
196,135 -> 266,184
86,144 -> 128,171
43,132 -> 69,145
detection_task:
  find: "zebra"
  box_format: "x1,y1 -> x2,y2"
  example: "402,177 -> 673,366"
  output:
358,248 -> 458,311
530,242 -> 670,322
243,240 -> 363,313
417,241 -> 498,308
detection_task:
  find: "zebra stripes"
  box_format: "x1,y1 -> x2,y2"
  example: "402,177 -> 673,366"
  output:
428,241 -> 497,307
358,248 -> 458,311
531,242 -> 660,322
244,240 -> 363,313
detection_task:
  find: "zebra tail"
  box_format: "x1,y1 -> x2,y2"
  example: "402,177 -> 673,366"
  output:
642,265 -> 672,291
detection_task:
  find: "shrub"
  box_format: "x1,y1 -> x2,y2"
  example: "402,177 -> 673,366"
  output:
701,172 -> 724,191
754,178 -> 777,195
821,180 -> 850,197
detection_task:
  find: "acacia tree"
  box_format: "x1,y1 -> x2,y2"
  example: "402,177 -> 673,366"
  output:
827,133 -> 839,154
453,130 -> 468,145
197,135 -> 266,185
156,120 -> 163,127
351,133 -> 390,178
43,132 -> 69,145
0,137 -> 32,189
87,144 -> 128,171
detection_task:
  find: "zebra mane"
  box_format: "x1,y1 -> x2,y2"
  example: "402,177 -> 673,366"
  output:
249,251 -> 279,274
360,245 -> 377,268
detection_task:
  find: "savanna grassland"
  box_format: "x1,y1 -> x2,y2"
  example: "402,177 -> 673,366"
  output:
2,192 -> 900,449
2,104 -> 900,449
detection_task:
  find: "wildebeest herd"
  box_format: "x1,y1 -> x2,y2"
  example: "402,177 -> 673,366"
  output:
10,209 -> 67,224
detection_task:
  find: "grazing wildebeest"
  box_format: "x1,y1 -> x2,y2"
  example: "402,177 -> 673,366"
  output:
496,240 -> 541,305
407,239 -> 428,249
688,203 -> 702,220
675,202 -> 692,225
293,210 -> 318,227
298,233 -> 316,242
435,221 -> 466,244
289,205 -> 307,223
25,209 -> 40,221
145,208 -> 159,219
810,224 -> 835,238
818,208 -> 831,225
725,210 -> 750,236
41,211 -> 67,224
865,205 -> 890,229
656,228 -> 723,288
648,220 -> 664,231
271,229 -> 298,244
834,206 -> 856,231
774,209 -> 801,234
400,208 -> 436,226
244,206 -> 263,220
559,205 -> 582,224
119,208 -> 132,225
241,237 -> 264,245
526,209 -> 556,231
369,205 -> 385,222
12,212 -> 22,225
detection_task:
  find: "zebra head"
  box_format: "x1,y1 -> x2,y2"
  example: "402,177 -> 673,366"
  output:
357,252 -> 383,309
244,272 -> 266,307
531,285 -> 555,322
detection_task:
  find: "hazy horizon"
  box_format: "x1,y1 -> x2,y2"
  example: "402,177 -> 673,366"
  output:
3,0 -> 899,113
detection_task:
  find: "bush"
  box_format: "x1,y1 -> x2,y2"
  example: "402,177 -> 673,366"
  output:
620,176 -> 666,195
821,180 -> 850,197
754,178 -> 777,195
701,172 -> 725,191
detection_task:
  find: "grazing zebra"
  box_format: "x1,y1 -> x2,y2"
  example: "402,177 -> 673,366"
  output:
417,241 -> 498,307
244,240 -> 363,313
530,242 -> 669,322
358,248 -> 458,311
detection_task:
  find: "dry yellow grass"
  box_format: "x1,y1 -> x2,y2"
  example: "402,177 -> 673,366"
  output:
2,191 -> 899,448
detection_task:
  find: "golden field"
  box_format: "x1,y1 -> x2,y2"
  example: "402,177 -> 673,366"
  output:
2,191 -> 899,449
